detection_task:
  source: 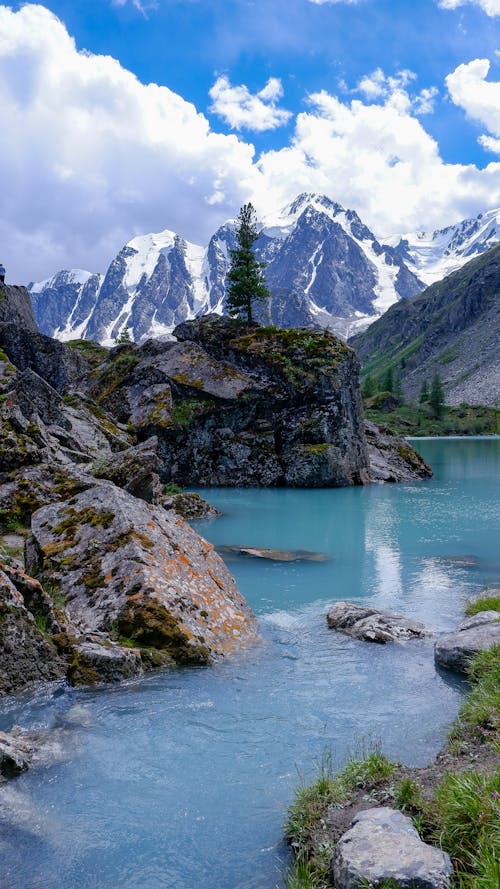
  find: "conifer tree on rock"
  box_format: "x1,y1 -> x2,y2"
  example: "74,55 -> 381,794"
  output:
226,203 -> 270,325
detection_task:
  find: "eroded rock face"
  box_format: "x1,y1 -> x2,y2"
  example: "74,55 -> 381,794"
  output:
364,420 -> 433,483
30,483 -> 257,665
435,616 -> 500,672
0,569 -> 66,695
331,807 -> 453,889
326,602 -> 428,643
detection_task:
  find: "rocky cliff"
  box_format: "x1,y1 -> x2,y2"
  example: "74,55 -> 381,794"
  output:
350,244 -> 500,406
0,287 -> 430,696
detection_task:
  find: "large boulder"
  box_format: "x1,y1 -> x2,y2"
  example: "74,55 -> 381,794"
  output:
434,614 -> 500,672
0,322 -> 87,392
331,807 -> 453,889
364,420 -> 433,483
327,602 -> 428,643
0,284 -> 38,331
29,482 -> 257,665
0,569 -> 66,695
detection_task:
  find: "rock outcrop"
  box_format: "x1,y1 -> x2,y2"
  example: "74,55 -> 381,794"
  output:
1,294 -> 432,695
364,420 -> 433,482
326,602 -> 428,643
86,316 -> 370,488
0,569 -> 66,695
331,807 -> 453,889
434,612 -> 500,672
29,482 -> 257,666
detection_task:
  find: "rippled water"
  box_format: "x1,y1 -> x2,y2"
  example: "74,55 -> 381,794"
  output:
1,438 -> 499,889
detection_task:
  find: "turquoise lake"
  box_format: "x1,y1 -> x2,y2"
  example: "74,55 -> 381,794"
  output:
1,438 -> 499,889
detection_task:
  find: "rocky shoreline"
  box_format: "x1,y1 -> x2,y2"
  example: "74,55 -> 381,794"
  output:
0,281 -> 432,699
285,590 -> 500,889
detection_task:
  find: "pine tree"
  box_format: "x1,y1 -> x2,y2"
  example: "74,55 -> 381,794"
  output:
419,379 -> 430,403
429,373 -> 445,419
226,203 -> 270,325
381,366 -> 394,394
361,374 -> 376,398
117,327 -> 132,344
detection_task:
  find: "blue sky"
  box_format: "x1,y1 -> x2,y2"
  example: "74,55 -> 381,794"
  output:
1,1 -> 500,280
35,0 -> 499,163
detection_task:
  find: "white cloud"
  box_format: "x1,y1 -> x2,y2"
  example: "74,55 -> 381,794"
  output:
356,68 -> 438,115
253,87 -> 500,238
0,4 -> 258,281
1,4 -> 500,285
446,58 -> 500,152
439,0 -> 500,16
209,76 -> 292,131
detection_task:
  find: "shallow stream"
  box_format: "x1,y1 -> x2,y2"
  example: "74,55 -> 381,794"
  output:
1,438 -> 499,888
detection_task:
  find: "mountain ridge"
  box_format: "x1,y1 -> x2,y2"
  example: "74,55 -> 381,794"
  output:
27,195 -> 499,346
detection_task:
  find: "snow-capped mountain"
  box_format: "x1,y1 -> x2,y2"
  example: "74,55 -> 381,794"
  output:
390,207 -> 500,286
28,195 -> 498,345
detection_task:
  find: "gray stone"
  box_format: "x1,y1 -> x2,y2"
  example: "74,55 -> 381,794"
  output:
327,601 -> 428,643
331,806 -> 453,889
435,622 -> 500,672
456,611 -> 499,632
364,420 -> 433,483
71,641 -> 144,685
30,481 -> 258,665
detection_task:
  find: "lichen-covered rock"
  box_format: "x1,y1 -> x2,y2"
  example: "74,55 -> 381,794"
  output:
68,641 -> 145,685
0,322 -> 87,392
160,491 -> 221,520
364,420 -> 433,482
326,601 -> 428,643
331,807 -> 453,889
0,569 -> 66,695
30,483 -> 257,665
91,437 -> 162,502
434,618 -> 500,672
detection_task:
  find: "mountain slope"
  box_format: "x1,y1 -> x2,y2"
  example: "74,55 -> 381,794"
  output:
350,244 -> 500,406
27,194 -> 423,344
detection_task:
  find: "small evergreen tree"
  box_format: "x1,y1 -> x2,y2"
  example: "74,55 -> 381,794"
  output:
429,373 -> 445,418
117,327 -> 132,344
361,374 -> 376,398
393,372 -> 404,404
381,366 -> 394,393
419,379 -> 430,403
226,203 -> 270,325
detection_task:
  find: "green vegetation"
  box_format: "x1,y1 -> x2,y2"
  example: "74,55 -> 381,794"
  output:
285,644 -> 500,889
364,400 -> 500,436
162,482 -> 184,495
226,203 -> 270,324
429,373 -> 445,419
67,338 -> 108,367
285,746 -> 395,887
465,595 -> 500,617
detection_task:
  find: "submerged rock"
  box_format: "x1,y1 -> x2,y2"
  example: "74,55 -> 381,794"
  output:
0,726 -> 75,779
30,482 -> 258,669
217,545 -> 329,562
434,616 -> 500,672
326,601 -> 428,643
331,806 -> 453,889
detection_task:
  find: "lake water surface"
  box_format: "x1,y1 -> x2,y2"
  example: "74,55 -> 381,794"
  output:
1,438 -> 499,889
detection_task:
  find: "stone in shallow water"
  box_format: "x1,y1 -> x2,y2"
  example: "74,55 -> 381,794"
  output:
434,618 -> 500,672
326,601 -> 428,643
331,807 -> 453,889
216,545 -> 330,562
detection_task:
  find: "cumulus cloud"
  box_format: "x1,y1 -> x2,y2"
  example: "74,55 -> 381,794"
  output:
209,76 -> 292,131
253,87 -> 500,238
439,0 -> 500,16
0,4 -> 258,281
356,68 -> 438,115
1,4 -> 500,284
446,59 -> 500,152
